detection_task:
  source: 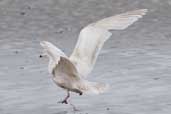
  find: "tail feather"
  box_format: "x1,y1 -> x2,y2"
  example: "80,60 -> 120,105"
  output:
78,80 -> 109,94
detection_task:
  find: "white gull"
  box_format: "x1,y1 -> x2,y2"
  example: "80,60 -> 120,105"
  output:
40,9 -> 148,109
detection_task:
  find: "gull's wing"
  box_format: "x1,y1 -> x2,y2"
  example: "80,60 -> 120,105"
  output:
91,9 -> 147,30
52,56 -> 79,79
69,9 -> 148,77
40,41 -> 78,78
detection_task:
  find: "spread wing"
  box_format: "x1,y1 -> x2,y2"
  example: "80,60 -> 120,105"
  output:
40,41 -> 79,78
69,9 -> 148,77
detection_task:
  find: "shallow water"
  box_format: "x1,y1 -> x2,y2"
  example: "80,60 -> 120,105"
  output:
0,0 -> 171,114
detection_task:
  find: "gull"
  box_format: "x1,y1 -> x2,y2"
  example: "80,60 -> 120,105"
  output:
40,9 -> 148,108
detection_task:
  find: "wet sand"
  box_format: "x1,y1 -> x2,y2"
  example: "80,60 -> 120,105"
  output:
0,0 -> 171,114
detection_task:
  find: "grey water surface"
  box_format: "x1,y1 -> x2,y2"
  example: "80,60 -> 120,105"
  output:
0,0 -> 171,114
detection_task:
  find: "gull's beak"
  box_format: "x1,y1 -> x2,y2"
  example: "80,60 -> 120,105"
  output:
40,41 -> 48,58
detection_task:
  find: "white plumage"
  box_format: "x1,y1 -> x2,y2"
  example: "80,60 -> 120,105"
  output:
40,9 -> 148,104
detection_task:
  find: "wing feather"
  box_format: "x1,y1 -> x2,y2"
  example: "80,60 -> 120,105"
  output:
92,9 -> 148,30
69,9 -> 148,77
40,41 -> 78,78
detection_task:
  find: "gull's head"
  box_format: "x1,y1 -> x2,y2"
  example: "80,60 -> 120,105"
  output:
39,41 -> 53,59
40,41 -> 61,60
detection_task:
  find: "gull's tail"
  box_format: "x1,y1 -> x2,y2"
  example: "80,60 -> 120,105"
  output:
77,80 -> 109,94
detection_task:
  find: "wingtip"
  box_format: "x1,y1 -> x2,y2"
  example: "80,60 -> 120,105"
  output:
129,9 -> 148,19
140,9 -> 148,12
138,9 -> 148,15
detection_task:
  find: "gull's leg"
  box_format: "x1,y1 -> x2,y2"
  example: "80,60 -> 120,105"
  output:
58,90 -> 79,111
58,90 -> 70,104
